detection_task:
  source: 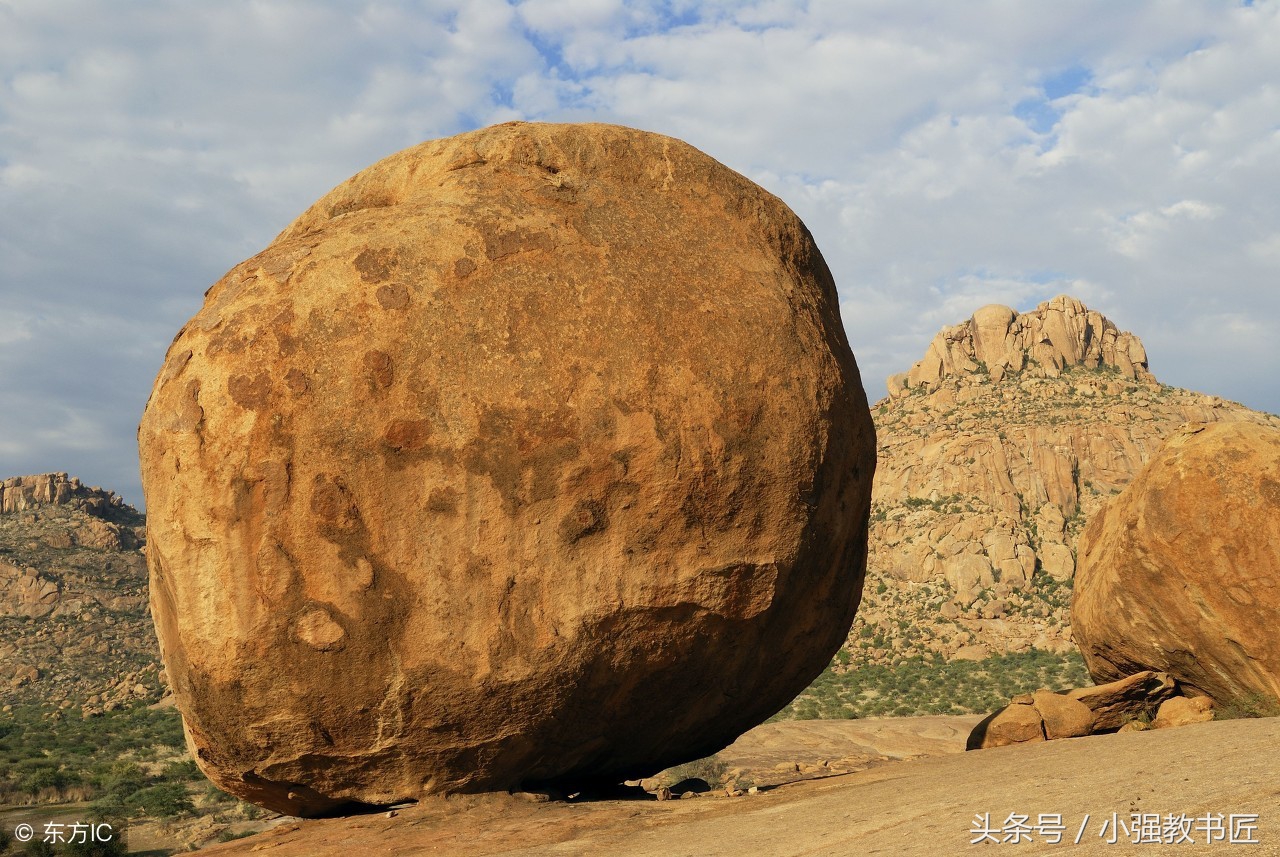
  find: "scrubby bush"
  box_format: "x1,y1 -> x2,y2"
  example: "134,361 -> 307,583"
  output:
0,703 -> 196,815
126,782 -> 193,818
1215,693 -> 1280,721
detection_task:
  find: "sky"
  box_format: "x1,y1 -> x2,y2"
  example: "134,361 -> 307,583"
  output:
1,0 -> 1278,508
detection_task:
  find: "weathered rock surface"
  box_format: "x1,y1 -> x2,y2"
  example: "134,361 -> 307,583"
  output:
138,122 -> 875,816
1031,689 -> 1094,739
1072,421 -> 1280,706
846,297 -> 1280,670
966,698 -> 1046,749
190,716 -> 1280,857
966,687 -> 1095,749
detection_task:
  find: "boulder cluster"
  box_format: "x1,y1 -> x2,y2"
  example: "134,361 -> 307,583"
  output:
0,473 -> 131,519
968,671 -> 1212,749
971,419 -> 1280,749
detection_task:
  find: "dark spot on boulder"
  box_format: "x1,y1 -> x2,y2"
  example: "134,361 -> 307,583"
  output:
364,351 -> 394,389
383,420 -> 433,453
354,248 -> 398,283
427,488 -> 460,515
560,498 -> 607,544
1260,476 -> 1280,506
483,227 -> 554,261
228,373 -> 272,411
310,475 -> 363,537
376,283 -> 410,310
206,316 -> 250,356
285,369 -> 310,395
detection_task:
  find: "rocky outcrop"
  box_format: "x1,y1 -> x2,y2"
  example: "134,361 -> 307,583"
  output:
0,477 -> 158,708
1072,421 -> 1280,706
845,298 -> 1280,669
0,559 -> 62,619
967,698 -> 1047,748
888,295 -> 1153,397
138,122 -> 875,816
0,474 -> 146,621
1,473 -> 134,523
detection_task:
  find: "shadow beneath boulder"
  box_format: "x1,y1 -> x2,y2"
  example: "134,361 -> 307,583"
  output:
965,710 -> 1000,751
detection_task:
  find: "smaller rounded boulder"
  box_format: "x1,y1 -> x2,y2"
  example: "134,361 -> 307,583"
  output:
1072,420 -> 1280,705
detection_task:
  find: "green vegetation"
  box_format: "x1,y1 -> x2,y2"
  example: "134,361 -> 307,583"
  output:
0,701 -> 270,851
774,649 -> 1091,721
900,494 -> 973,515
1214,693 -> 1280,721
0,702 -> 198,819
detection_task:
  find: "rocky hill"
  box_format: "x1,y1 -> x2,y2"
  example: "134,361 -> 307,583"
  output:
846,295 -> 1280,667
0,473 -> 165,714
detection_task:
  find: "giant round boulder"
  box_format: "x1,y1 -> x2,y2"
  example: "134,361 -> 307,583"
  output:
1072,420 -> 1280,705
138,122 -> 875,816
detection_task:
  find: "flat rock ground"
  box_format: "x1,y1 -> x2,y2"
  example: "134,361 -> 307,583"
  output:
200,716 -> 1280,857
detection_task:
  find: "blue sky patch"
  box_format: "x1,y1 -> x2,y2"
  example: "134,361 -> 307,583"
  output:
1043,64 -> 1092,100
1013,98 -> 1059,135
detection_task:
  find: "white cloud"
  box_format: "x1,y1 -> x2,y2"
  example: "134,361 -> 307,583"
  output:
517,0 -> 627,34
1248,232 -> 1280,261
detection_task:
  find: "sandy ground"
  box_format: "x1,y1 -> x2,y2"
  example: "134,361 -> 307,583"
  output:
195,714 -> 1280,857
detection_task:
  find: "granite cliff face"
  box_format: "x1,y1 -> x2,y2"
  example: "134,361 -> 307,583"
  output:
848,297 -> 1280,667
0,474 -> 165,713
